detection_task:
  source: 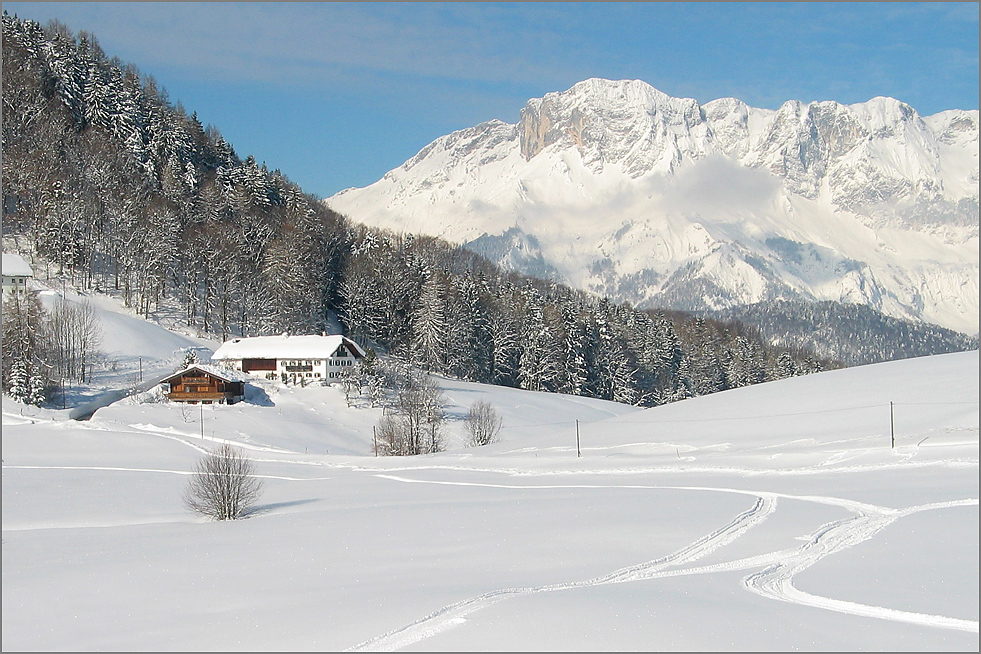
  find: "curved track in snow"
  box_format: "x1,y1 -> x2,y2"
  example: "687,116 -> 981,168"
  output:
347,476 -> 979,651
346,492 -> 776,652
742,498 -> 980,634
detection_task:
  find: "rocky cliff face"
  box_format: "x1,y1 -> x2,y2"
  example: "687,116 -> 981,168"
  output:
328,78 -> 979,335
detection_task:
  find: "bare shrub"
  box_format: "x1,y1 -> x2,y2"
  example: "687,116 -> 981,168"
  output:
183,444 -> 264,520
376,414 -> 412,456
465,400 -> 502,447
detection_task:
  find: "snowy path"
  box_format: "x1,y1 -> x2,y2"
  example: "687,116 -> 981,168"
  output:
1,464 -> 336,484
347,476 -> 979,651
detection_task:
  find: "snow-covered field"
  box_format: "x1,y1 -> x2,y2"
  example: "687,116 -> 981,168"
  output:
2,293 -> 978,651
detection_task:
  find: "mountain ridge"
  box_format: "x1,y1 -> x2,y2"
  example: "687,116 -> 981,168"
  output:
328,78 -> 979,336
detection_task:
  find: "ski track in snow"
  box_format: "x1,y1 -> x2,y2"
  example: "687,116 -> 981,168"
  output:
346,491 -> 776,652
126,422 -> 298,454
346,476 -> 979,651
742,497 -> 980,634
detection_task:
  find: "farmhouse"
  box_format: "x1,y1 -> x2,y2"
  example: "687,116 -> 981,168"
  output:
161,364 -> 250,404
211,334 -> 365,384
2,253 -> 33,300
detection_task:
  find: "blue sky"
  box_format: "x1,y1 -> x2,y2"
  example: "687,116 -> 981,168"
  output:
4,2 -> 978,198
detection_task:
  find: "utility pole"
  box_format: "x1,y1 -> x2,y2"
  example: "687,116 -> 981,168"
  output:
890,401 -> 895,449
200,402 -> 204,439
576,419 -> 581,458
373,426 -> 378,457
139,357 -> 143,383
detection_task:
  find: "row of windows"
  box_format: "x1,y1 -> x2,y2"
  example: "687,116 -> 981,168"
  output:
280,358 -> 352,367
256,370 -> 352,383
280,371 -> 346,380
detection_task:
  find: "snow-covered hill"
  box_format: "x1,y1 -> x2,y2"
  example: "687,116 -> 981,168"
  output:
328,78 -> 979,336
2,289 -> 978,650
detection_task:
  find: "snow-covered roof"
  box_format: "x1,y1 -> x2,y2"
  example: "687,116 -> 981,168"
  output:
2,253 -> 34,277
211,334 -> 365,361
162,364 -> 253,384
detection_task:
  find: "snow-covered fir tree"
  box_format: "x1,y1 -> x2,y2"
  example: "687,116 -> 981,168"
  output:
7,360 -> 30,403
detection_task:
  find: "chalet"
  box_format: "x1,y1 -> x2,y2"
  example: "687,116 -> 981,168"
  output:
211,334 -> 366,384
2,253 -> 33,300
161,364 -> 251,404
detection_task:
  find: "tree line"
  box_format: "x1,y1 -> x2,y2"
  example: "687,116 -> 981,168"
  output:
1,14 -> 833,407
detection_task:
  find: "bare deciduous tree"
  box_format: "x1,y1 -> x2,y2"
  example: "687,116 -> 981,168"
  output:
340,366 -> 360,407
376,366 -> 446,455
465,400 -> 502,447
49,297 -> 102,383
183,444 -> 264,520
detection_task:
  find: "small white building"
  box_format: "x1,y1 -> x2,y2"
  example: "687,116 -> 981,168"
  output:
211,334 -> 366,384
1,253 -> 33,301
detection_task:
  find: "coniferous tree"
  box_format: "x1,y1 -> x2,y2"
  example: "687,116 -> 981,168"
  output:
488,288 -> 522,387
411,272 -> 448,372
27,367 -> 47,405
7,360 -> 30,403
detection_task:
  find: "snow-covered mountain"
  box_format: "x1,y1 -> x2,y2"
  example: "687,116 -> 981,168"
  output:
328,78 -> 979,336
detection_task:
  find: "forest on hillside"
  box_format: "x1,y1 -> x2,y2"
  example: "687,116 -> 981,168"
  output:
2,13 -> 831,407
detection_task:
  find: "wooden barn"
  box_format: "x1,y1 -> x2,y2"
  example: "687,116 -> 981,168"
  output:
161,364 -> 250,404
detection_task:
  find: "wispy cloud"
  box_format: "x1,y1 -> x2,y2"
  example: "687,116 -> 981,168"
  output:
8,3 -> 587,88
7,1 -> 977,116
